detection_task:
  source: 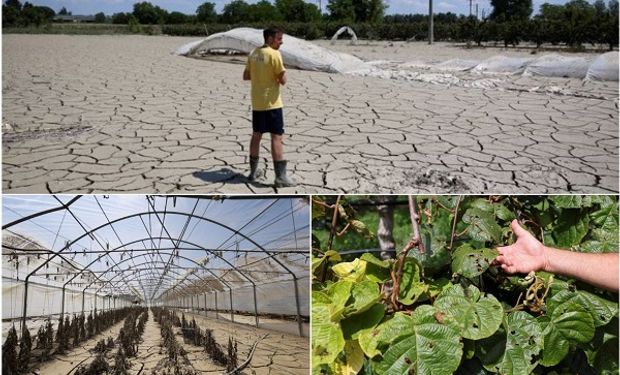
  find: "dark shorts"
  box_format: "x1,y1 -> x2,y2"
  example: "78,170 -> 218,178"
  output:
252,108 -> 284,135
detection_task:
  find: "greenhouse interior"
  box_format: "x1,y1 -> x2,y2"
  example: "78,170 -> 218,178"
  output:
2,195 -> 310,375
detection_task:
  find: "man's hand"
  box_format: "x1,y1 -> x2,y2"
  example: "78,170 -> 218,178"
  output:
495,220 -> 548,274
496,219 -> 618,292
277,71 -> 287,85
243,68 -> 251,81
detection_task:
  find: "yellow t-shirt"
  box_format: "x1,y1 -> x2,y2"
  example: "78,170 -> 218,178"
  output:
246,46 -> 285,111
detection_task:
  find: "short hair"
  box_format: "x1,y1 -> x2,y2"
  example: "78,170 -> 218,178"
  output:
263,27 -> 283,42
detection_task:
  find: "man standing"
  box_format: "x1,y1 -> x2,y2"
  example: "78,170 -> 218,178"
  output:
243,27 -> 297,187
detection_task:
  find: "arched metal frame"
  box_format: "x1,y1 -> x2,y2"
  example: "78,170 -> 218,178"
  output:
4,198 -> 305,336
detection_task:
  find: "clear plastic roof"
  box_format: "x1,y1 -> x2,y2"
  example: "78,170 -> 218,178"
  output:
2,195 -> 309,305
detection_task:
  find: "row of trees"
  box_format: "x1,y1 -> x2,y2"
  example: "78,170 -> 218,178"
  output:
2,0 -> 618,48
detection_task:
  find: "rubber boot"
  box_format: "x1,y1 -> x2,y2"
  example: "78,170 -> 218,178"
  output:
274,160 -> 297,187
247,156 -> 262,181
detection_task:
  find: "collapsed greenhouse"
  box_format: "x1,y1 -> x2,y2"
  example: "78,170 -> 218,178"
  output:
2,195 -> 310,375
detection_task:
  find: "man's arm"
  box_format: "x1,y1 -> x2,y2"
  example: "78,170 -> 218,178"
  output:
496,220 -> 619,292
243,68 -> 251,81
277,70 -> 287,85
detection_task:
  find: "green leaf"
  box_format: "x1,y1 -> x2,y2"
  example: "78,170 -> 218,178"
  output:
593,337 -> 619,374
344,280 -> 381,317
341,303 -> 385,340
477,311 -> 543,374
312,304 -> 345,365
399,258 -> 427,305
553,212 -> 589,248
373,305 -> 462,375
360,253 -> 390,283
332,258 -> 367,282
463,208 -> 502,244
470,198 -> 494,212
358,312 -> 412,358
494,204 -> 515,221
312,202 -> 326,220
434,284 -> 503,340
312,256 -> 326,275
552,195 -> 593,209
427,278 -> 452,300
548,289 -> 618,327
313,291 -> 332,306
411,230 -> 451,274
328,340 -> 365,375
538,301 -> 595,366
591,201 -> 619,231
579,228 -> 619,253
451,244 -> 499,279
360,253 -> 390,268
326,281 -> 354,321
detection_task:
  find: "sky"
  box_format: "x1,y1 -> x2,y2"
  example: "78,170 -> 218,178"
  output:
13,0 -> 582,18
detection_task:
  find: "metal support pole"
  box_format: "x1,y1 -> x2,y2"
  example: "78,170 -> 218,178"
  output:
215,292 -> 219,320
82,289 -> 86,316
61,286 -> 66,322
252,285 -> 259,327
428,0 -> 434,44
293,278 -> 303,337
204,293 -> 207,316
21,280 -> 29,330
229,289 -> 234,323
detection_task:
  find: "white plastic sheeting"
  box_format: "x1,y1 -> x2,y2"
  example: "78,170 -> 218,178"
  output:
331,26 -> 358,45
176,27 -> 367,73
175,28 -> 618,81
586,52 -> 619,81
523,53 -> 591,78
472,55 -> 533,74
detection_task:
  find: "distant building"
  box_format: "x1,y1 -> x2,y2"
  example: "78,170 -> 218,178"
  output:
53,15 -> 96,23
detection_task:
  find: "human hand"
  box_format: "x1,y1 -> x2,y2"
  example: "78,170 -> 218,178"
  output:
495,220 -> 548,274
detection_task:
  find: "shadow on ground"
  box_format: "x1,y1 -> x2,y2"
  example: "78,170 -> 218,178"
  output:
192,168 -> 273,188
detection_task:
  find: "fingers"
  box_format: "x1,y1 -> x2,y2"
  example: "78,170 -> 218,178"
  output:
511,219 -> 527,238
501,263 -> 515,274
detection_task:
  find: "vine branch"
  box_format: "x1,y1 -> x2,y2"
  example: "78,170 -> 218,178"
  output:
390,196 -> 424,310
449,196 -> 462,251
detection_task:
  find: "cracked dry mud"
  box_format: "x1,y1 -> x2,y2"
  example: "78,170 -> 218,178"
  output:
3,35 -> 618,193
33,311 -> 308,375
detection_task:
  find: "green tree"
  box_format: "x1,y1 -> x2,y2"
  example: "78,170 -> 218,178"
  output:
21,4 -> 54,26
94,12 -> 106,23
111,12 -> 130,24
249,0 -> 281,21
327,0 -> 384,22
166,11 -> 189,24
327,0 -> 355,22
196,1 -> 217,23
2,4 -> 21,26
221,0 -> 250,23
58,6 -> 68,15
132,1 -> 167,24
353,0 -> 386,22
490,0 -> 533,21
276,0 -> 321,22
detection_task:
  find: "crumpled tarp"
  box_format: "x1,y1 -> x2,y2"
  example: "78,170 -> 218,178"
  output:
175,29 -> 619,81
585,52 -> 619,81
523,53 -> 591,78
175,27 -> 367,73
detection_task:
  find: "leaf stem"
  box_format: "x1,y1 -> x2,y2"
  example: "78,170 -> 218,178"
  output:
449,196 -> 462,252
